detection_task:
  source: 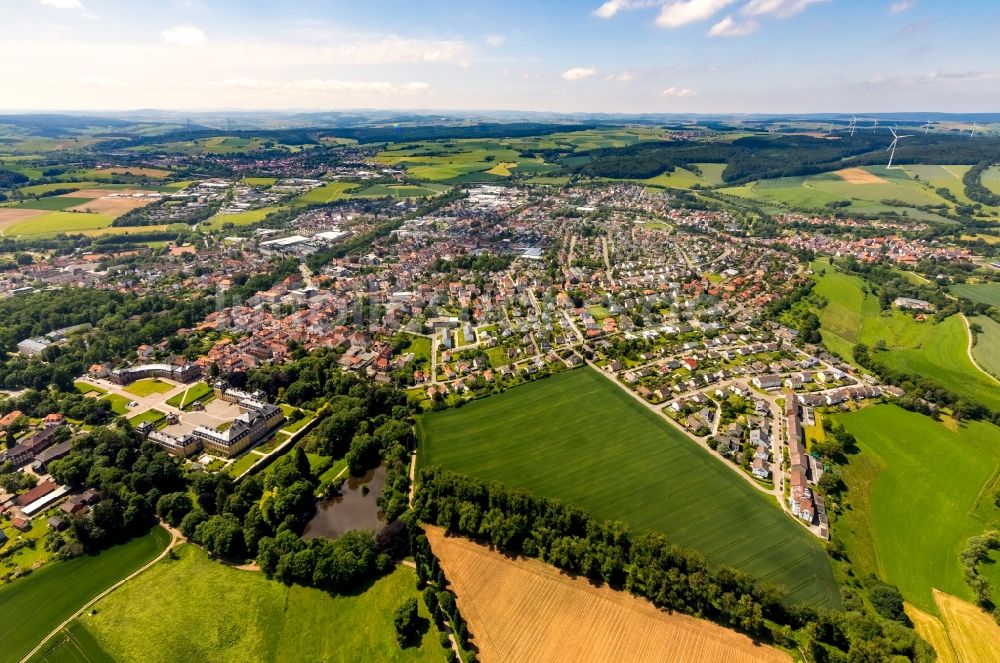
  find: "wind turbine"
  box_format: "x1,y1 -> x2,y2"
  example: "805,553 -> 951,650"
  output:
922,119 -> 933,134
871,118 -> 879,133
970,122 -> 978,138
848,114 -> 858,137
886,126 -> 912,169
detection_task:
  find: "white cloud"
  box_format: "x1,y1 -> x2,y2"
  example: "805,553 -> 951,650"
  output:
660,86 -> 695,97
562,67 -> 598,80
888,0 -> 915,14
606,70 -> 634,81
592,0 -> 666,18
38,0 -> 84,9
708,15 -> 760,36
655,0 -> 735,28
485,34 -> 506,46
741,0 -> 827,18
161,24 -> 207,46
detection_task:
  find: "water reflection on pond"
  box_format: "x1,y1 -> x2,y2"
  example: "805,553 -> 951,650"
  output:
303,465 -> 386,540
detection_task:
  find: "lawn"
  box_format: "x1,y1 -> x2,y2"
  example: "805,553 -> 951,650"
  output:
950,282 -> 1000,308
99,393 -> 132,415
165,382 -> 213,409
0,528 -> 170,663
127,409 -> 166,427
75,381 -> 105,396
971,315 -> 1000,379
122,378 -> 174,397
417,367 -> 840,608
397,333 -> 431,363
830,405 -> 1000,613
811,259 -> 1000,410
65,544 -> 446,663
224,452 -> 261,478
7,211 -> 115,237
290,181 -> 358,205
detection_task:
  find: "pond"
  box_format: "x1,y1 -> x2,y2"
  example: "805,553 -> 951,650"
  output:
302,465 -> 386,540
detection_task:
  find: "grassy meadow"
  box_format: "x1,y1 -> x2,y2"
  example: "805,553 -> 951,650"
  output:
718,165 -> 994,222
122,378 -> 174,397
830,405 -> 1000,613
950,282 -> 1000,308
810,259 -> 1000,410
291,181 -> 357,205
6,211 -> 116,237
1,528 -> 170,663
971,316 -> 1000,379
41,544 -> 447,663
417,367 -> 840,608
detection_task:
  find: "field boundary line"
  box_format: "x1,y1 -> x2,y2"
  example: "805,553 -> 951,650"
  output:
20,525 -> 176,663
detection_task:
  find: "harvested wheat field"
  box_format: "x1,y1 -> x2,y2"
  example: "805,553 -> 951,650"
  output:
425,526 -> 790,663
835,167 -> 887,184
66,191 -> 159,215
905,601 -> 958,663
934,589 -> 1000,663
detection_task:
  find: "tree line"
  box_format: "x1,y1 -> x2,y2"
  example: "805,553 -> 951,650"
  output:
413,467 -> 933,661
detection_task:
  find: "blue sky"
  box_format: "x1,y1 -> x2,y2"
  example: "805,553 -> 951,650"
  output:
1,0 -> 998,112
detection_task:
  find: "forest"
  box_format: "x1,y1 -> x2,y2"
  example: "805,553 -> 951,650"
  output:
571,132 -> 1000,183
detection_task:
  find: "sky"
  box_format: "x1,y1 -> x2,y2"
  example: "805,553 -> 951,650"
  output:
1,0 -> 998,113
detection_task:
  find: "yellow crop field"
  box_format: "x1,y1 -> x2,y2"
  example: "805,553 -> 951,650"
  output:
934,589 -> 1000,663
425,526 -> 791,663
905,601 -> 958,663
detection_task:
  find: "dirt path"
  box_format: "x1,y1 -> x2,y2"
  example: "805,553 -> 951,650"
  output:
21,524 -> 179,663
408,451 -> 417,507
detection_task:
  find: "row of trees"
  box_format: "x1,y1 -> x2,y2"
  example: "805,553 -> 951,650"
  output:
960,530 -> 1000,620
414,467 -> 933,661
963,161 -> 1000,208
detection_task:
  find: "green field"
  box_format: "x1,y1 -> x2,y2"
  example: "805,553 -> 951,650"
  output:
374,137 -> 562,183
831,405 -> 1000,613
350,183 -> 450,199
971,316 -> 1000,379
811,260 -> 1000,410
127,408 -> 166,427
950,282 -> 1000,307
242,177 -> 277,187
165,382 -> 213,409
640,163 -> 726,189
417,367 -> 840,608
291,181 -> 358,205
202,205 -> 283,229
99,393 -> 132,415
7,211 -> 115,237
75,381 -> 105,396
10,197 -> 91,211
0,528 -> 170,663
47,544 -> 446,663
983,166 -> 1000,196
719,166 -> 969,222
15,182 -> 99,196
122,378 -> 174,397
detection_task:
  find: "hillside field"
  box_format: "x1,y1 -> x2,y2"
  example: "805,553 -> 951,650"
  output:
417,367 -> 840,608
425,526 -> 791,663
810,259 -> 1000,410
0,527 -> 170,663
971,315 -> 1000,379
950,282 -> 1000,307
718,165 -> 993,222
830,404 -> 1000,613
36,544 -> 447,663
